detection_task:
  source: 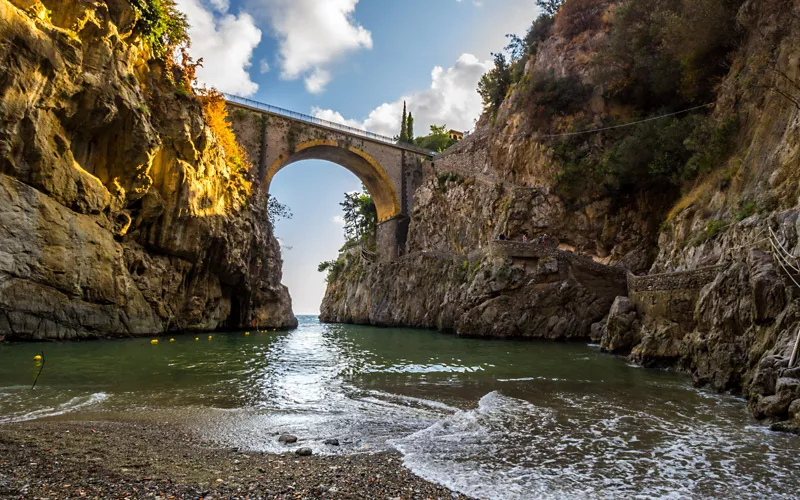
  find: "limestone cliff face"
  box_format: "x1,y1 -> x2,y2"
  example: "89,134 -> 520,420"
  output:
0,0 -> 296,340
321,0 -> 800,427
320,241 -> 626,338
598,0 -> 800,426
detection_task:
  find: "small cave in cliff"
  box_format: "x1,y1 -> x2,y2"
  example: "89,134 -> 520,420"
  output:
223,288 -> 247,330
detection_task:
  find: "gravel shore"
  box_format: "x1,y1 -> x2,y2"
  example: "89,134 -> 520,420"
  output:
0,419 -> 469,499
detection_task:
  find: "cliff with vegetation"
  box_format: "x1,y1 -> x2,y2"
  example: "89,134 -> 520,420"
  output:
322,0 -> 800,430
0,0 -> 296,340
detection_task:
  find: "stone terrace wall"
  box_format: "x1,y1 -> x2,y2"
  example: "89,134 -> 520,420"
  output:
422,128 -> 494,184
628,265 -> 727,292
489,240 -> 629,287
626,265 -> 727,331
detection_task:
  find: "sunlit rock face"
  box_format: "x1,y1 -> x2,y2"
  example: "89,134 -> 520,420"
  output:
0,0 -> 296,340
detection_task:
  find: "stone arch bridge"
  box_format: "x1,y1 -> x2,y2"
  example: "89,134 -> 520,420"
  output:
225,94 -> 433,261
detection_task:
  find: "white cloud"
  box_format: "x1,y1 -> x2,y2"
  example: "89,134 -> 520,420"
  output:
247,0 -> 372,93
207,0 -> 229,12
175,0 -> 262,96
313,53 -> 492,138
305,68 -> 332,95
465,0 -> 541,61
332,215 -> 346,226
259,59 -> 270,74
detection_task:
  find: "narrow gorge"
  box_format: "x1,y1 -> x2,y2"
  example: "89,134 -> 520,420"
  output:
2,0 -> 800,497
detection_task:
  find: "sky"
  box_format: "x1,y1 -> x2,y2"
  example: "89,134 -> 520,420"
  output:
174,0 -> 542,314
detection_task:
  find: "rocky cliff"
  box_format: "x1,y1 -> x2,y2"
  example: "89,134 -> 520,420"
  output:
0,0 -> 296,340
597,0 -> 800,429
321,240 -> 627,338
321,0 -> 800,429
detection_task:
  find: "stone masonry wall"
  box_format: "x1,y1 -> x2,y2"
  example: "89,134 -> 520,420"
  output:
489,241 -> 629,288
226,101 -> 429,221
625,265 -> 728,331
628,265 -> 728,292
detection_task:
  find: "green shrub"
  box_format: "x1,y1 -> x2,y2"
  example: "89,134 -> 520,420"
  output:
592,0 -> 744,109
736,200 -> 756,221
554,0 -> 612,39
683,115 -> 740,181
554,112 -> 736,203
660,0 -> 745,102
130,0 -> 190,61
478,53 -> 512,114
318,259 -> 345,281
605,114 -> 696,189
416,125 -> 457,152
694,219 -> 726,246
437,173 -> 463,192
525,14 -> 555,57
516,71 -> 592,131
174,82 -> 192,99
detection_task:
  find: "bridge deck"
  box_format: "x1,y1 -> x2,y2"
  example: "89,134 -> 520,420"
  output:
224,94 -> 435,157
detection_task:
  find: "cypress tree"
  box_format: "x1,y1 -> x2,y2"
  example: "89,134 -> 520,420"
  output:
406,113 -> 414,144
400,101 -> 408,143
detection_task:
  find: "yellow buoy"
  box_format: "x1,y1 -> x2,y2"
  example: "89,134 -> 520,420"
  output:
208,335 -> 213,340
245,332 -> 250,336
151,339 -> 159,345
33,355 -> 42,361
195,337 -> 199,341
170,338 -> 175,343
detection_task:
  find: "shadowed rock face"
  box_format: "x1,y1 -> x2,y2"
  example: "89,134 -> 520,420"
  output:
320,245 -> 626,340
0,0 -> 296,340
321,0 -> 800,430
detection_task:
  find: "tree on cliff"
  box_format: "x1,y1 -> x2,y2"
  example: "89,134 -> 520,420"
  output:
415,125 -> 456,152
399,102 -> 408,144
478,52 -> 511,114
130,0 -> 190,61
341,191 -> 377,248
267,195 -> 293,225
319,189 -> 377,278
535,0 -> 564,16
406,113 -> 415,144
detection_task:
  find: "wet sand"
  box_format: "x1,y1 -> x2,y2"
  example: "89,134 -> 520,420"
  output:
0,419 -> 467,499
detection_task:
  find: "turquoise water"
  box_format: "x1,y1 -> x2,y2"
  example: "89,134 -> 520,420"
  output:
1,316 -> 798,498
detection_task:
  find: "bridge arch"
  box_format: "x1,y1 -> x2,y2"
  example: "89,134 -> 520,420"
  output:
226,97 -> 432,260
263,139 -> 401,222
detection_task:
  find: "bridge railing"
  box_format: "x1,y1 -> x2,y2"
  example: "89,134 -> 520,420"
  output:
223,93 -> 436,157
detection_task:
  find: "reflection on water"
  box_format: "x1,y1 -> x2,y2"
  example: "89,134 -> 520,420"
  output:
1,316 -> 799,498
